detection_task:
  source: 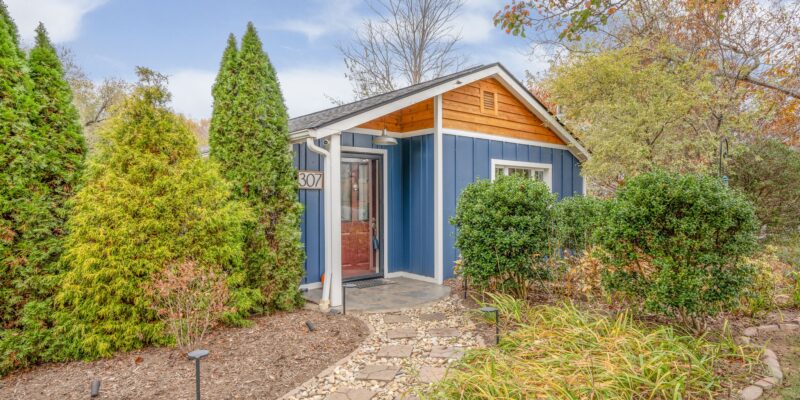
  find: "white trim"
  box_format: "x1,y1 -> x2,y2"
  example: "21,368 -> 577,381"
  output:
329,134 -> 343,308
302,67 -> 499,138
433,95 -> 444,285
385,271 -> 439,284
304,138 -> 331,310
490,158 -> 554,191
299,281 -> 322,291
347,127 -> 434,138
441,129 -> 571,151
341,146 -> 390,281
289,64 -> 590,161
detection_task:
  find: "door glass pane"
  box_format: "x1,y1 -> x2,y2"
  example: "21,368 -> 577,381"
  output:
357,163 -> 369,221
341,163 -> 352,221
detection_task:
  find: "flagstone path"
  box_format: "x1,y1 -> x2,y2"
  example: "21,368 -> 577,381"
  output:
280,295 -> 485,400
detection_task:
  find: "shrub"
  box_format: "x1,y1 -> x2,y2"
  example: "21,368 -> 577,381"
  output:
146,260 -> 230,351
598,171 -> 759,329
451,175 -> 555,298
553,195 -> 608,253
54,69 -> 252,359
729,139 -> 800,235
738,247 -> 794,317
428,294 -> 755,399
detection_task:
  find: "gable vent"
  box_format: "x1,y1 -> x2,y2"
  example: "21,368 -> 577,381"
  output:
481,90 -> 497,113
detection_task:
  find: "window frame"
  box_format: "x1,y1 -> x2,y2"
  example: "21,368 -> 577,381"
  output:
490,159 -> 553,191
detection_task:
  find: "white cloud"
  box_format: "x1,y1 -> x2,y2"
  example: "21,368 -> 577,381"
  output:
451,0 -> 502,44
167,69 -> 216,120
274,0 -> 362,41
6,0 -> 107,43
279,66 -> 352,117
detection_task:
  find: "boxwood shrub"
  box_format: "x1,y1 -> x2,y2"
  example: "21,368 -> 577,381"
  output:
598,171 -> 758,328
553,195 -> 609,253
451,175 -> 556,297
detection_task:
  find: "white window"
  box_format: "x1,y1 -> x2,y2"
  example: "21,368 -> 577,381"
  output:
490,159 -> 553,190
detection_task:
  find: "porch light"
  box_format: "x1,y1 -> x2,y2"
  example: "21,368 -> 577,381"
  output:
372,127 -> 398,146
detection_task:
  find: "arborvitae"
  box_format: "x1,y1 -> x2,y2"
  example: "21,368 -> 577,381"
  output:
209,23 -> 305,314
0,15 -> 78,374
0,1 -> 21,57
55,68 -> 251,359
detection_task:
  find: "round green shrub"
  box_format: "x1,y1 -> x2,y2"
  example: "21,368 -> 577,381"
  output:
553,195 -> 609,253
598,171 -> 758,327
451,175 -> 556,297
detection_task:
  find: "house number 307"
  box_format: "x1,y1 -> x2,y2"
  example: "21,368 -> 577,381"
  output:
298,170 -> 323,190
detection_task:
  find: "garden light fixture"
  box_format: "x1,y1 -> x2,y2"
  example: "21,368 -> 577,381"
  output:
187,349 -> 209,400
480,306 -> 500,344
342,283 -> 357,315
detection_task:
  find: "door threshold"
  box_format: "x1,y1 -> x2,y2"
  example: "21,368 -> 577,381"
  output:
343,274 -> 384,283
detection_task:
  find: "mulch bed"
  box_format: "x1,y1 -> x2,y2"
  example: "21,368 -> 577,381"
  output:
0,309 -> 369,399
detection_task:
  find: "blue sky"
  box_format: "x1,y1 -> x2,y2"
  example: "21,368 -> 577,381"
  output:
7,0 -> 546,119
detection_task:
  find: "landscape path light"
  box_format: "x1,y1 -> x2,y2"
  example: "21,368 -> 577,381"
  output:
342,283 -> 357,315
187,349 -> 209,400
480,306 -> 500,344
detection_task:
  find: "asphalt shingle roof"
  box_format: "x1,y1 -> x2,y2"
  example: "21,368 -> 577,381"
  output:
288,64 -> 495,133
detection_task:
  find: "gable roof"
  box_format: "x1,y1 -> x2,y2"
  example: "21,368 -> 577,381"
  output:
288,63 -> 590,161
288,64 -> 490,133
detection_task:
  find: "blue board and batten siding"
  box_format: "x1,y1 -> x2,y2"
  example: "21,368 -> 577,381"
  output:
441,133 -> 583,280
294,132 -> 583,284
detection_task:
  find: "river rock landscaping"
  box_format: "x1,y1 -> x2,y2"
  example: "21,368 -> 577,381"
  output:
281,294 -> 487,400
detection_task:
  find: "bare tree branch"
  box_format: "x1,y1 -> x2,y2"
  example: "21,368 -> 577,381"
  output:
338,0 -> 468,100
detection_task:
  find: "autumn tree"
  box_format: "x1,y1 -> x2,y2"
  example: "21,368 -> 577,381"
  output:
339,0 -> 467,99
59,47 -> 130,150
209,24 -> 305,314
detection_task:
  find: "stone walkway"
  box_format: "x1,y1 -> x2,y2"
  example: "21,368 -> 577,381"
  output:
281,295 -> 484,400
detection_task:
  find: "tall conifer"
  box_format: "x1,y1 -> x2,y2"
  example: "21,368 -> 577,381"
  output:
0,10 -> 69,374
209,23 -> 304,312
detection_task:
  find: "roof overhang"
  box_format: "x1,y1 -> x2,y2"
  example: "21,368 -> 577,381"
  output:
290,64 -> 590,162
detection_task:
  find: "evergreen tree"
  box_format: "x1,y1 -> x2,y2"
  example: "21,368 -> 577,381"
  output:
0,14 -> 82,373
55,68 -> 251,359
209,23 -> 305,313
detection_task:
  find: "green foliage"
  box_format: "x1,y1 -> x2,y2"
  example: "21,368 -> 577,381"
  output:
54,69 -> 251,359
553,195 -> 608,253
451,176 -> 555,297
729,139 -> 800,235
598,171 -> 759,328
209,23 -> 305,314
429,294 -> 755,399
544,42 -> 751,188
0,19 -> 86,374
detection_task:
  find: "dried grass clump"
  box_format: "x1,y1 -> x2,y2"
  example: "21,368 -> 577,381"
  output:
428,294 -> 757,399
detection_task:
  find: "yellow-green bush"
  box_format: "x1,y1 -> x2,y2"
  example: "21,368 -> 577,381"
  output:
54,69 -> 253,360
428,294 -> 757,399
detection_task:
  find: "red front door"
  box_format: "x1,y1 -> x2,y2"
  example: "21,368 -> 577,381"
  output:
341,157 -> 380,280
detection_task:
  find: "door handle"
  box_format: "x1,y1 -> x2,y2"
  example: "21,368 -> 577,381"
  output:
372,236 -> 380,250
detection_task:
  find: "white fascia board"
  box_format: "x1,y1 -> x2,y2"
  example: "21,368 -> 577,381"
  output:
309,66 -> 502,138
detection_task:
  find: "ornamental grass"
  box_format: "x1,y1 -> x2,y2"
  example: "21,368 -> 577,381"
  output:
427,294 -> 758,399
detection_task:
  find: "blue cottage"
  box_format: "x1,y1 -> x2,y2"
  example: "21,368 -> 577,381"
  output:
288,63 -> 590,309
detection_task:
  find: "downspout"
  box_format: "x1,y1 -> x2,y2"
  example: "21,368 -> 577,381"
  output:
305,138 -> 332,311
